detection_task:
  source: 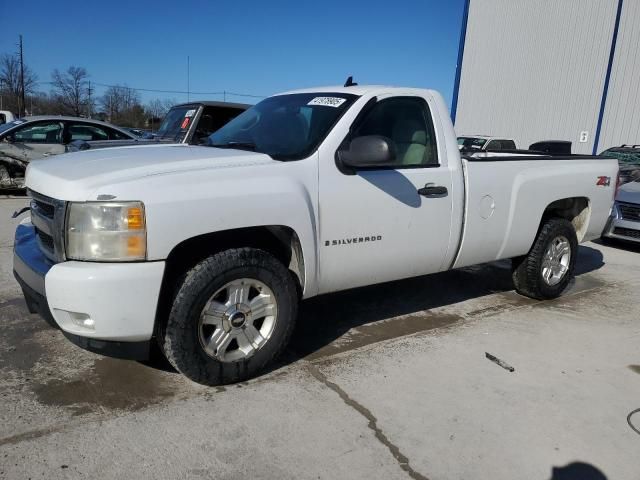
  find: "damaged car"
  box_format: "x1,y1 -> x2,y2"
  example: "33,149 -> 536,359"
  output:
0,116 -> 135,189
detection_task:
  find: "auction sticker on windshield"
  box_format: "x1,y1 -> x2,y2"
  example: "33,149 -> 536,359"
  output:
185,109 -> 196,117
307,97 -> 347,107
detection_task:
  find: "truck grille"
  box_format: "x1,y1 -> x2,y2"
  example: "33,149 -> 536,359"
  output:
613,227 -> 640,239
618,202 -> 640,222
29,191 -> 66,263
36,228 -> 55,250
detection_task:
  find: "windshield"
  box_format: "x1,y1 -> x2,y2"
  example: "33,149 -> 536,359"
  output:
155,106 -> 197,141
601,149 -> 640,165
457,137 -> 487,150
208,93 -> 358,160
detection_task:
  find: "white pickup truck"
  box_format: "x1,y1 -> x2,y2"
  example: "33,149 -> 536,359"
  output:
13,85 -> 618,385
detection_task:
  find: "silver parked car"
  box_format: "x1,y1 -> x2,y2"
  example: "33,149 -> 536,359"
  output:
0,116 -> 136,189
603,180 -> 640,244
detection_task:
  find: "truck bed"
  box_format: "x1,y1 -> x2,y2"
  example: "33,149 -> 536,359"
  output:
453,155 -> 617,269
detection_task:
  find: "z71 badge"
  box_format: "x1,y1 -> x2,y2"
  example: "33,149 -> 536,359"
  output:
596,176 -> 611,186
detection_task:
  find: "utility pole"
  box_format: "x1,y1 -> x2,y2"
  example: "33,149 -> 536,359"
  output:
87,81 -> 93,118
18,35 -> 26,117
187,56 -> 190,102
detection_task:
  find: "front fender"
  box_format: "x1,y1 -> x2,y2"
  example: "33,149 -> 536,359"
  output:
91,157 -> 320,295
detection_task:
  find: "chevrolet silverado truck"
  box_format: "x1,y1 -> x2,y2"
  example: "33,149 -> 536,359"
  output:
13,85 -> 618,385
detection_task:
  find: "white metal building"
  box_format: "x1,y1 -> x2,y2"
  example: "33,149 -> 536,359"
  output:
451,0 -> 640,154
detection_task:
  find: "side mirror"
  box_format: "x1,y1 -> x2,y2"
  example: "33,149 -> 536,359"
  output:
339,135 -> 396,170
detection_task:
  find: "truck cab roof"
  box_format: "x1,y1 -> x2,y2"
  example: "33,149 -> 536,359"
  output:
278,85 -> 440,97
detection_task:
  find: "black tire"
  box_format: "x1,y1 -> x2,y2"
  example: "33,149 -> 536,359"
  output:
160,248 -> 298,386
512,218 -> 578,300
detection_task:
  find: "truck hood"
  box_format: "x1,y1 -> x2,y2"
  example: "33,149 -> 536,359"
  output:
26,144 -> 277,201
617,180 -> 640,204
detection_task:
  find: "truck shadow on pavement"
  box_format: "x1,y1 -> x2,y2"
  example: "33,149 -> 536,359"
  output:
281,245 -> 604,364
138,245 -> 604,375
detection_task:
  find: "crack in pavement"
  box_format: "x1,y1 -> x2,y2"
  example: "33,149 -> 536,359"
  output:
306,363 -> 429,480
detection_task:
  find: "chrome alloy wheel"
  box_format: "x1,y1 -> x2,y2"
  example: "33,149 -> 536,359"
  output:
541,235 -> 571,286
198,278 -> 277,362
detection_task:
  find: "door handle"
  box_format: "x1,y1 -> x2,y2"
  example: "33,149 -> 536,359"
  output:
417,184 -> 448,197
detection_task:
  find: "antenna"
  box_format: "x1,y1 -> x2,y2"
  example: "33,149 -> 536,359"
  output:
344,76 -> 357,87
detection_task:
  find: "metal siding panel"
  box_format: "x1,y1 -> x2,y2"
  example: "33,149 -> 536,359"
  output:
455,0 -> 617,154
599,0 -> 640,152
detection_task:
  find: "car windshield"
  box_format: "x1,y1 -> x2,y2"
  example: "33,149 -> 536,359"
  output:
208,93 -> 358,160
155,106 -> 197,141
601,149 -> 640,165
457,137 -> 487,149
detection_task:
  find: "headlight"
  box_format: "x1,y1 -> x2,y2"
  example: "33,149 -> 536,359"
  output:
66,202 -> 146,261
611,201 -> 621,219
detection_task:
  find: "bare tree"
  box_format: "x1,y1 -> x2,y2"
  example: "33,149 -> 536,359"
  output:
100,85 -> 143,126
145,98 -> 175,130
51,66 -> 90,116
0,54 -> 38,114
28,91 -> 62,115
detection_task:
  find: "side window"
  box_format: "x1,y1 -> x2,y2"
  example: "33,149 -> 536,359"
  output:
502,140 -> 516,150
486,140 -> 502,150
68,123 -> 110,142
104,126 -> 132,140
13,121 -> 63,144
351,97 -> 438,167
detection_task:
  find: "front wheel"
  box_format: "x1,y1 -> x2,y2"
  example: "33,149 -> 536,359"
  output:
161,248 -> 298,385
512,218 -> 578,300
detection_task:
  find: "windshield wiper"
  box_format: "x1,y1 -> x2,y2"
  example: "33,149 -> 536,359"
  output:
210,141 -> 257,151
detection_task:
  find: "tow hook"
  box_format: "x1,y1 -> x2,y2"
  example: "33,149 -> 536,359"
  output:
12,206 -> 30,219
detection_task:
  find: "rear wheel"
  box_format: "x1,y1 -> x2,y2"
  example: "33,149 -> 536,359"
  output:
512,218 -> 577,300
161,248 -> 298,385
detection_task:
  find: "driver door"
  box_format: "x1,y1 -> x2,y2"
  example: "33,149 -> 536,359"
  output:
11,120 -> 65,161
317,95 -> 454,294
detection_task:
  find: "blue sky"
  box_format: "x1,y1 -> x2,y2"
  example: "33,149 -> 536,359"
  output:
0,0 -> 465,107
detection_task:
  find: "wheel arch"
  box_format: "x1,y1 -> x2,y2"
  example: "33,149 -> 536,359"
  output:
540,197 -> 591,242
154,225 -> 305,336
